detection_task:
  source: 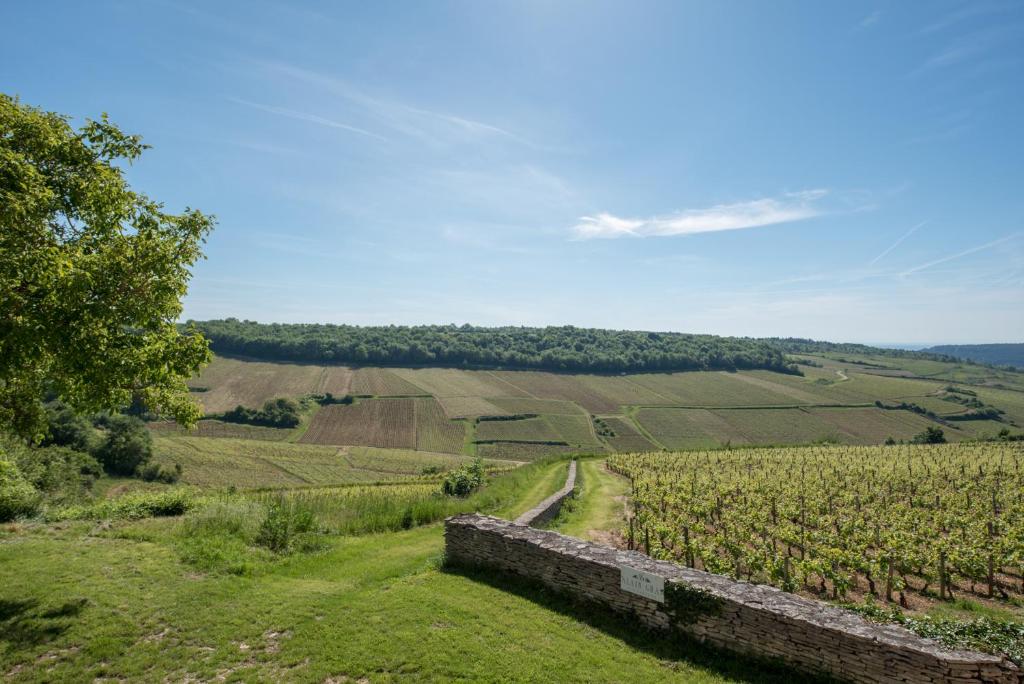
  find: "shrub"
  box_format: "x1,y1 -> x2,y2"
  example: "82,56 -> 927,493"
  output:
912,426 -> 946,444
0,459 -> 41,521
255,498 -> 320,553
222,397 -> 301,428
442,458 -> 485,497
3,435 -> 101,505
177,499 -> 269,575
93,414 -> 153,475
51,489 -> 194,521
138,462 -> 182,484
42,401 -> 101,453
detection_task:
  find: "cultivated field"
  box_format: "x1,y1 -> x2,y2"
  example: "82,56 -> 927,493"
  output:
610,443 -> 1024,616
349,368 -> 427,396
182,353 -> 1024,459
476,442 -> 581,461
152,437 -> 488,490
299,397 -> 467,454
188,356 -> 353,413
414,398 -> 467,453
148,419 -> 292,441
300,398 -> 416,449
633,406 -> 960,449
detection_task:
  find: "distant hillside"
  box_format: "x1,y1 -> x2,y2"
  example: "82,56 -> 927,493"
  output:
921,343 -> 1024,368
189,319 -> 798,374
761,338 -> 960,363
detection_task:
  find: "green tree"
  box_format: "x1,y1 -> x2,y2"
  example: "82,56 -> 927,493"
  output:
42,401 -> 100,453
93,414 -> 152,476
0,94 -> 213,439
912,426 -> 946,445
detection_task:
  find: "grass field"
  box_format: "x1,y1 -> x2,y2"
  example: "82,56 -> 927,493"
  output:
549,459 -> 630,544
0,459 -> 804,683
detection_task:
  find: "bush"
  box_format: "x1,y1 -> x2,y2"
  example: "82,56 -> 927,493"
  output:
3,435 -> 101,505
0,459 -> 41,521
255,498 -> 320,553
93,414 -> 153,475
442,458 -> 485,497
176,499 -> 269,574
222,397 -> 301,428
138,462 -> 182,484
51,489 -> 194,521
912,426 -> 947,444
42,401 -> 100,453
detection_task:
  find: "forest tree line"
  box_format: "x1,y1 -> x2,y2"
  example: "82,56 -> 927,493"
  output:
189,319 -> 800,374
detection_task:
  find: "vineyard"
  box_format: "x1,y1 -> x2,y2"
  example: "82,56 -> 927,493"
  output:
609,443 -> 1024,613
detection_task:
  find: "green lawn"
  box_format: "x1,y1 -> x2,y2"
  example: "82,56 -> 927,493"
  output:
0,462 -> 799,683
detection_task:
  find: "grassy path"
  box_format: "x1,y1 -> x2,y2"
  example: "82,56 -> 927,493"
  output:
0,461 -> 797,683
550,458 -> 630,543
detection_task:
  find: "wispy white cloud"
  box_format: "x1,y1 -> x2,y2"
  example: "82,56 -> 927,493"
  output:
919,1 -> 1016,35
869,220 -> 927,265
900,232 -> 1022,276
572,191 -> 827,240
227,97 -> 389,141
251,60 -> 538,149
910,25 -> 1021,76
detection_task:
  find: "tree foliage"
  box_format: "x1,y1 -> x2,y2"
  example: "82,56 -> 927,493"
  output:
222,397 -> 302,428
92,414 -> 154,476
0,94 -> 213,440
191,319 -> 798,374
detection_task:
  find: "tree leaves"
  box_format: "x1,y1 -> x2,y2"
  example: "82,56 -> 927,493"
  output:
0,94 -> 213,439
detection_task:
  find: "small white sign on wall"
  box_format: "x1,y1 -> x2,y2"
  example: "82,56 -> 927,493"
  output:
619,565 -> 665,603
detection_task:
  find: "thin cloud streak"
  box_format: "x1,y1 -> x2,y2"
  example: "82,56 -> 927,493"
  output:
572,191 -> 827,240
228,97 -> 389,141
900,232 -> 1022,276
253,60 -> 539,149
869,220 -> 927,265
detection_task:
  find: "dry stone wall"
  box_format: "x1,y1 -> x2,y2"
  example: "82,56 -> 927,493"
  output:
445,514 -> 1022,684
514,459 -> 576,527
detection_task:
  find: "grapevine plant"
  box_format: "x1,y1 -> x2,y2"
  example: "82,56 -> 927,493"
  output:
609,444 -> 1024,660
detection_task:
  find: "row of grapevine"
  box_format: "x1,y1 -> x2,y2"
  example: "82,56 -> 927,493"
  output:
609,443 -> 1024,607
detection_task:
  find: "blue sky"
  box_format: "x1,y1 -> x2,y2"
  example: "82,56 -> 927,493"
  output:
5,1 -> 1023,345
